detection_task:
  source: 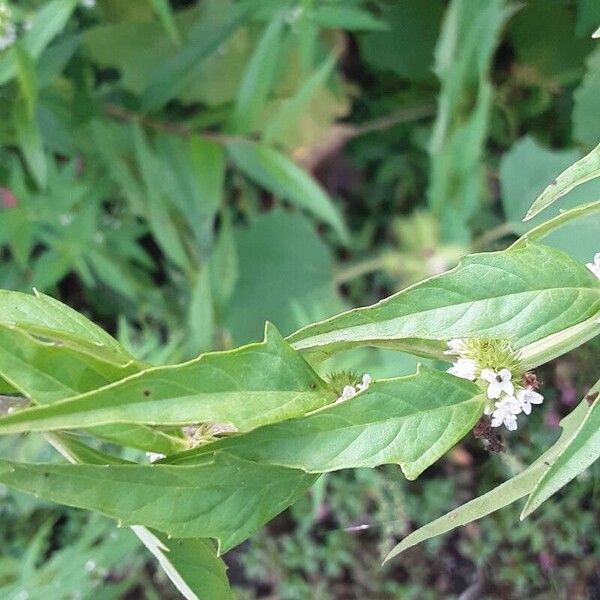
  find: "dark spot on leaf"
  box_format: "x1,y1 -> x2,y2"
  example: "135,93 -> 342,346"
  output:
43,472 -> 50,478
143,389 -> 151,397
585,391 -> 598,406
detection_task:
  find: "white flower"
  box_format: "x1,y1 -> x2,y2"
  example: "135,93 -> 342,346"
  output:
336,374 -> 371,402
490,396 -> 521,431
447,358 -> 477,380
480,368 -> 515,399
81,0 -> 96,8
515,388 -> 544,415
146,452 -> 165,463
336,385 -> 357,403
586,252 -> 600,279
356,373 -> 371,391
444,338 -> 468,355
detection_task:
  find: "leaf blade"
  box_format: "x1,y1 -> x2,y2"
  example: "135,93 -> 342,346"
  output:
384,397 -> 592,562
524,142 -> 600,221
169,367 -> 485,480
522,381 -> 600,517
227,141 -> 349,243
287,243 -> 600,360
0,323 -> 332,434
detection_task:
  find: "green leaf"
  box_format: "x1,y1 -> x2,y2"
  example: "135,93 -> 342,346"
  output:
187,136 -> 225,225
141,7 -> 248,111
0,324 -> 139,404
209,211 -> 238,311
263,52 -> 337,144
188,267 -> 214,354
0,323 -> 332,434
522,381 -> 600,517
384,397 -> 592,562
147,0 -> 181,46
359,0 -> 443,81
428,0 -> 515,243
13,102 -> 47,188
523,144 -> 600,221
226,210 -> 340,344
132,126 -> 190,270
13,43 -> 38,120
509,0 -> 594,83
227,141 -> 349,243
169,367 -> 484,480
512,200 -> 600,250
287,243 -> 600,360
523,142 -> 600,221
0,324 -> 183,454
313,6 -> 388,31
0,0 -> 78,86
45,434 -> 230,599
0,452 -> 318,554
500,137 -> 600,261
230,11 -> 286,134
0,289 -> 135,366
133,529 -> 234,600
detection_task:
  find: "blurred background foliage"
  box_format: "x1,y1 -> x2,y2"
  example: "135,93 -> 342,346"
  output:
0,0 -> 599,598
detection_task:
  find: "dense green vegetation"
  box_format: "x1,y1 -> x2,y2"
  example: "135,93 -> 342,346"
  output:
0,1 -> 599,598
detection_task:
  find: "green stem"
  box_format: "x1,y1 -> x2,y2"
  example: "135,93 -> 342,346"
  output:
334,254 -> 395,285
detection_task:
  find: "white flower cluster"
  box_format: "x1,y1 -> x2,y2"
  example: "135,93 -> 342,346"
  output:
446,340 -> 543,431
336,373 -> 371,403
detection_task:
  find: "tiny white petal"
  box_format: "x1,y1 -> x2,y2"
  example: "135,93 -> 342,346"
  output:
586,252 -> 600,279
481,368 -> 514,399
515,388 -> 544,415
447,358 -> 477,380
480,368 -> 496,383
337,385 -> 357,402
146,452 -> 165,463
490,397 -> 520,431
444,339 -> 467,355
356,373 -> 372,391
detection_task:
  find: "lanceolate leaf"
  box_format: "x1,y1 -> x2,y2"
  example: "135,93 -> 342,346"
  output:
511,200 -> 600,250
141,8 -> 248,111
524,142 -> 600,221
0,0 -> 78,86
227,141 -> 349,243
47,435 -> 233,600
133,529 -> 234,600
522,381 -> 600,517
287,243 -> 600,360
230,10 -> 286,134
384,397 -> 592,562
0,289 -> 137,366
0,323 -> 332,434
0,452 -> 318,554
168,367 -> 485,480
0,325 -> 184,454
0,324 -> 139,403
